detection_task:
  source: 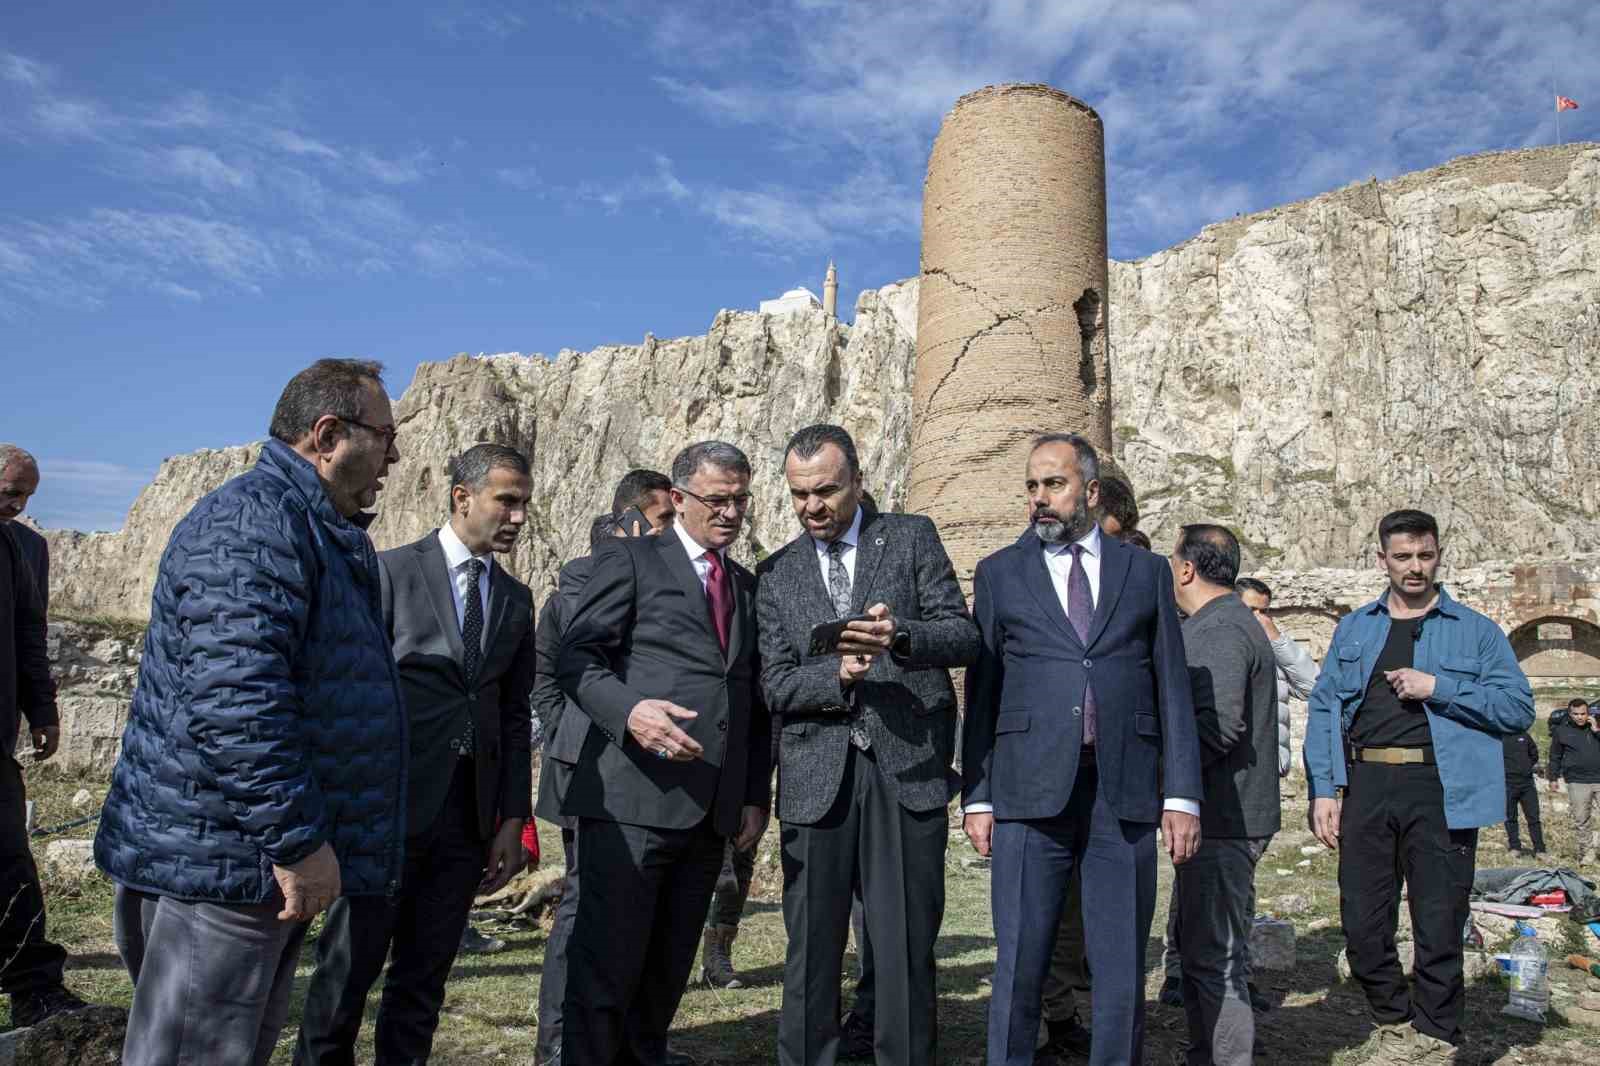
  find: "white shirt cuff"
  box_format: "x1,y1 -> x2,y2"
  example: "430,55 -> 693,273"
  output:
1163,797 -> 1200,817
962,802 -> 994,814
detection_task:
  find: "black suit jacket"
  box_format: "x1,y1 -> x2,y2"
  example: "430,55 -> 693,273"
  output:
962,529 -> 1202,824
379,533 -> 537,841
756,507 -> 980,824
557,532 -> 771,836
532,556 -> 593,829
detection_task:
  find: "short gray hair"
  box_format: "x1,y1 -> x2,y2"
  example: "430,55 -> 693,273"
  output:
0,444 -> 38,474
671,441 -> 751,487
446,442 -> 531,511
1030,432 -> 1099,485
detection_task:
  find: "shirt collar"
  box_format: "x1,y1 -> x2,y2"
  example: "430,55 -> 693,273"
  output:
813,505 -> 864,554
672,519 -> 723,564
437,523 -> 493,573
1044,522 -> 1102,558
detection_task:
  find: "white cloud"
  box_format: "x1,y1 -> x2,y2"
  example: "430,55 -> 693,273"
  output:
1,52 -> 51,88
31,458 -> 156,532
166,145 -> 254,190
269,128 -> 342,159
429,2 -> 527,40
358,148 -> 433,185
495,165 -> 542,190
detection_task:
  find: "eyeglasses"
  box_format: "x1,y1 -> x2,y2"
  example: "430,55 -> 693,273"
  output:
340,416 -> 399,448
676,487 -> 754,514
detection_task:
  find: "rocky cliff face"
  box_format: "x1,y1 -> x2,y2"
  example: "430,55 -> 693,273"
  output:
42,144 -> 1600,621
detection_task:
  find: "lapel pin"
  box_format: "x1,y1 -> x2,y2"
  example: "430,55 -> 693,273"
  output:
874,537 -> 885,546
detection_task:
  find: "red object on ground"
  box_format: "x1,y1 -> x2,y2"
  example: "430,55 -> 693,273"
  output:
1531,890 -> 1567,908
521,819 -> 541,865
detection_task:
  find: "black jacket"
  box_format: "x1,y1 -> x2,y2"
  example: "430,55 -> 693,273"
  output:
1550,719 -> 1600,785
1502,731 -> 1540,781
1,523 -> 56,759
379,533 -> 537,840
532,555 -> 593,830
557,532 -> 770,834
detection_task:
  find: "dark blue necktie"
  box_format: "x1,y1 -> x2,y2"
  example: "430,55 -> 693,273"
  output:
1068,544 -> 1098,746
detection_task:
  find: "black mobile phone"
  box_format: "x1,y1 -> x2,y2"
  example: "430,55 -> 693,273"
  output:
615,506 -> 652,536
808,615 -> 871,657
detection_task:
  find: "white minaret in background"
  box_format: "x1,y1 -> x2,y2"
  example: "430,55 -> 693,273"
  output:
823,259 -> 838,318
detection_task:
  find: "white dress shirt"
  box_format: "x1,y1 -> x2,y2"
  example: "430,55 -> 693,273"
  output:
965,522 -> 1199,819
811,506 -> 863,588
437,524 -> 492,648
672,520 -> 725,592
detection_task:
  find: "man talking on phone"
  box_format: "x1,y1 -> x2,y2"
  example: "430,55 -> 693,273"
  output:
756,424 -> 979,1066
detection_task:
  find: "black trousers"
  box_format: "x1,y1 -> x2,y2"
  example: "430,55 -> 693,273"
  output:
1504,777 -> 1545,853
0,754 -> 66,1000
295,760 -> 486,1066
562,814 -> 724,1066
536,827 -> 578,1063
1339,760 -> 1477,1045
778,744 -> 947,1066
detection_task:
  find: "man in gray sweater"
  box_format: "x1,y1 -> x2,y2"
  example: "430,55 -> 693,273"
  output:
1167,524 -> 1280,1066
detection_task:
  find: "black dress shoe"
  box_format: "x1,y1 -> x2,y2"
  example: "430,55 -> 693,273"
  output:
838,1010 -> 874,1061
11,984 -> 89,1028
1247,982 -> 1273,1013
1036,1013 -> 1092,1059
663,1043 -> 698,1065
1158,975 -> 1184,1007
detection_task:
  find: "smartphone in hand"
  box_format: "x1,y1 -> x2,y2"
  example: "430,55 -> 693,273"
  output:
616,506 -> 653,536
808,615 -> 872,657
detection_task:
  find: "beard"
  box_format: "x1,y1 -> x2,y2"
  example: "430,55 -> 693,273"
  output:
1032,492 -> 1093,545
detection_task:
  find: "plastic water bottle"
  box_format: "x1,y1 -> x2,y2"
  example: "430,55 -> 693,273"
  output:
1503,922 -> 1549,1022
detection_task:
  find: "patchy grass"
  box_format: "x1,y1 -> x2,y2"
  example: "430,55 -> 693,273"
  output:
8,764 -> 1600,1064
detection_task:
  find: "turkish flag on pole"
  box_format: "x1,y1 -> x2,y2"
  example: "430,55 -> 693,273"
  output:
1556,95 -> 1580,112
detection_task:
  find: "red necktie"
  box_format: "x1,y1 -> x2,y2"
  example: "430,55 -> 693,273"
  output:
704,550 -> 732,654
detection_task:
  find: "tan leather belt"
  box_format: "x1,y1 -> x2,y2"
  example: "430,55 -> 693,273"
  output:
1354,746 -> 1434,765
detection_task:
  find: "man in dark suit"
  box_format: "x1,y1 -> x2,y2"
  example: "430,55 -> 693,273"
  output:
297,443 -> 537,1065
557,440 -> 771,1066
533,470 -> 676,1066
963,433 -> 1203,1066
755,424 -> 977,1066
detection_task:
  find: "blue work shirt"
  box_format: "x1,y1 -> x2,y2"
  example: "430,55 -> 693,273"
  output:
1304,584 -> 1533,829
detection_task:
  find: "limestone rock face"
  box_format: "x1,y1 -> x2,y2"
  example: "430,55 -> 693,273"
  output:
1108,144 -> 1600,569
40,619 -> 142,773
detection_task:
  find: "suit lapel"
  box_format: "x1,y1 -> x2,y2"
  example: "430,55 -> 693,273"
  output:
484,560 -> 512,652
416,535 -> 467,663
790,532 -> 838,621
725,564 -> 754,667
1085,533 -> 1131,650
1020,532 -> 1079,647
848,506 -> 885,615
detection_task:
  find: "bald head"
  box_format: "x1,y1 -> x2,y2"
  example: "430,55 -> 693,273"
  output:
0,444 -> 40,523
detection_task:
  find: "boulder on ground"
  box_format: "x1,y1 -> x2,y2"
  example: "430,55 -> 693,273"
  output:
15,1005 -> 127,1066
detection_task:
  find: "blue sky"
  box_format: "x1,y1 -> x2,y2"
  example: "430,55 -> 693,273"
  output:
3,0 -> 1594,530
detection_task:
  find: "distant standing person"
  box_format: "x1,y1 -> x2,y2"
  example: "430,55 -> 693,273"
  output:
1305,509 -> 1533,1065
1501,727 -> 1545,858
95,359 -> 408,1066
1549,698 -> 1600,867
0,444 -> 91,1028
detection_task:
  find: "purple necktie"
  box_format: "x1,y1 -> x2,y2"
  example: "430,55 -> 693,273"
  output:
1068,544 -> 1098,746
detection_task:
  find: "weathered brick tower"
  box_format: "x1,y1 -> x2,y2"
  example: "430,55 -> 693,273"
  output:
908,83 -> 1112,582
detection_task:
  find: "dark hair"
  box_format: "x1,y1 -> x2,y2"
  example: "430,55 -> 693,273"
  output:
268,358 -> 386,445
1125,529 -> 1152,551
1030,432 -> 1099,485
785,424 -> 860,476
1175,523 -> 1241,587
1097,475 -> 1138,532
611,469 -> 671,515
671,441 -> 751,486
1234,577 -> 1273,603
1571,698 -> 1591,710
588,511 -> 618,549
1378,509 -> 1439,549
445,443 -> 530,512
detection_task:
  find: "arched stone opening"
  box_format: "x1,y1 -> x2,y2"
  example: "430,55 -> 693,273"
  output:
1507,615 -> 1600,706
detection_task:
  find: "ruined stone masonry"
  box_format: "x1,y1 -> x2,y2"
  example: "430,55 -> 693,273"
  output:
910,84 -> 1112,580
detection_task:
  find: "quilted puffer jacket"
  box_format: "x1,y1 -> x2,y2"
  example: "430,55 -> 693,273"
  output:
95,439 -> 407,903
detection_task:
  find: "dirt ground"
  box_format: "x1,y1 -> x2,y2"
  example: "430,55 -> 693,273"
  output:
8,763 -> 1600,1064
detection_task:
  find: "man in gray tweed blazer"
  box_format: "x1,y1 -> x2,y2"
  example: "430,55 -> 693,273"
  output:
757,424 -> 979,1066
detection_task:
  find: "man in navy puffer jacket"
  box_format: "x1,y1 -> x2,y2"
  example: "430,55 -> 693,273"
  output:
95,358 -> 407,1066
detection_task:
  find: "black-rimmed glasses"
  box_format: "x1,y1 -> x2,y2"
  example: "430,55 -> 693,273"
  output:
340,416 -> 399,448
676,487 -> 754,514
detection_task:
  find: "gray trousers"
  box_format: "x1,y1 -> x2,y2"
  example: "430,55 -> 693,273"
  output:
1169,838 -> 1268,1066
114,886 -> 310,1066
1569,782 -> 1600,855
